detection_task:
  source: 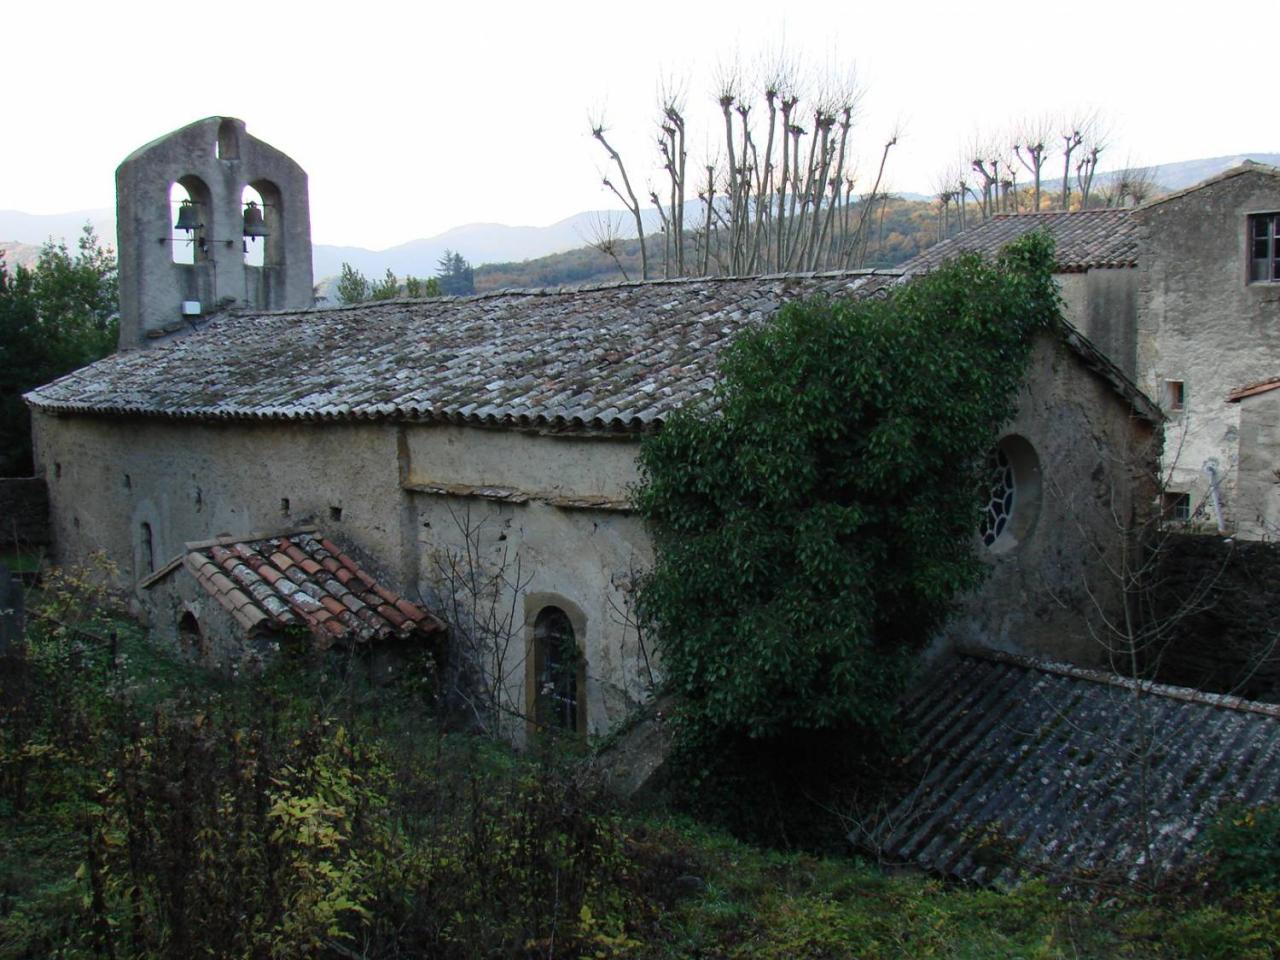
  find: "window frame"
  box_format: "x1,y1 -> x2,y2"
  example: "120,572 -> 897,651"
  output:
1248,212 -> 1280,284
524,596 -> 588,737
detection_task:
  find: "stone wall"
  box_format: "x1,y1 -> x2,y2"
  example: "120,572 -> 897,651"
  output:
31,333 -> 1158,728
30,411 -> 653,738
1135,168 -> 1280,528
1233,387 -> 1280,539
1150,533 -> 1280,702
941,330 -> 1158,666
0,477 -> 49,546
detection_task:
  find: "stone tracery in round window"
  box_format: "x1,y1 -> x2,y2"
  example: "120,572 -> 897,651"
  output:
979,434 -> 1042,553
980,447 -> 1016,548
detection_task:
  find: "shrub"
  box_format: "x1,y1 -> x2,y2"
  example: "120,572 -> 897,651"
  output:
1205,803 -> 1280,892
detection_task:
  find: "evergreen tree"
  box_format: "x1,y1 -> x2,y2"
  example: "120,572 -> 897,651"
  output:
336,263 -> 370,304
435,249 -> 475,296
369,268 -> 400,300
0,226 -> 118,475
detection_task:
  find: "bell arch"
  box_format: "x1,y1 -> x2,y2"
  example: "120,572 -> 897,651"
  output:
241,183 -> 267,266
170,176 -> 211,265
115,117 -> 314,349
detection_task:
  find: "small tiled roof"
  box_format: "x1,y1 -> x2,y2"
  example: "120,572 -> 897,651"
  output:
900,209 -> 1138,274
25,273 -> 900,434
1226,375 -> 1280,403
868,648 -> 1280,886
150,527 -> 444,646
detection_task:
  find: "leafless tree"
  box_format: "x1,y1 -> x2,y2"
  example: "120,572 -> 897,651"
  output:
1013,115 -> 1053,213
591,117 -> 650,280
591,59 -> 893,277
1057,111 -> 1099,210
1100,163 -> 1158,208
583,212 -> 631,281
1075,117 -> 1111,208
425,504 -> 534,737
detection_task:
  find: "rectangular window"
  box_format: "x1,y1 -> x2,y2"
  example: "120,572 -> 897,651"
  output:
1162,379 -> 1186,412
1250,213 -> 1280,283
1163,492 -> 1191,523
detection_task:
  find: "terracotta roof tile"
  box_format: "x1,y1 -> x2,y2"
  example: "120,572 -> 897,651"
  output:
1226,376 -> 1280,403
899,209 -> 1138,274
173,529 -> 442,647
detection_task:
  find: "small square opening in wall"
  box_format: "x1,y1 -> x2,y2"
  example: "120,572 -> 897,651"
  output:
1162,379 -> 1185,412
1163,492 -> 1191,522
329,506 -> 343,522
123,474 -> 132,490
281,497 -> 291,515
54,462 -> 62,479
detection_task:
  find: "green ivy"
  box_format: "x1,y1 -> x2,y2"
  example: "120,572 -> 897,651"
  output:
636,233 -> 1059,751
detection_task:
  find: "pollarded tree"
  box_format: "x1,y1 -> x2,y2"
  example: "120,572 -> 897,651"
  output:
635,233 -> 1060,748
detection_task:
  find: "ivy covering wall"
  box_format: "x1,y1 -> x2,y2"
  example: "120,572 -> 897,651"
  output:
635,234 -> 1060,761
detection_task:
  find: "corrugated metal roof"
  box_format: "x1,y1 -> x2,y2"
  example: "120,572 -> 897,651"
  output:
901,209 -> 1139,274
870,648 -> 1280,886
24,273 -> 900,433
148,527 -> 444,646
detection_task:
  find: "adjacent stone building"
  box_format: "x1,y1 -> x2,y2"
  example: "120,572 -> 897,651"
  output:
904,163 -> 1280,537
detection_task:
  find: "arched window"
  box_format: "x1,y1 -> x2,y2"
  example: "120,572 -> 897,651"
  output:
140,522 -> 154,574
533,606 -> 580,732
178,611 -> 201,650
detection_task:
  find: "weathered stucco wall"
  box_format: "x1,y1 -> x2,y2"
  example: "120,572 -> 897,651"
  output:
1057,269 -> 1138,379
942,331 -> 1156,666
33,335 -> 1152,726
1234,389 -> 1280,539
1135,170 -> 1280,527
31,414 -> 408,586
31,412 -> 652,736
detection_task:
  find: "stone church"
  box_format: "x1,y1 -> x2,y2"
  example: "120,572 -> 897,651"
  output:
26,117 -> 1163,736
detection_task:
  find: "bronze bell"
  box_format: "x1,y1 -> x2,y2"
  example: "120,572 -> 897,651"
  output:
242,201 -> 268,238
174,200 -> 202,232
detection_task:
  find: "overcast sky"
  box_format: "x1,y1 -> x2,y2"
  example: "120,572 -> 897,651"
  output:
6,0 -> 1276,250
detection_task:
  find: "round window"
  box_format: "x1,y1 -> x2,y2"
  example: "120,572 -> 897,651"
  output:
980,435 -> 1042,553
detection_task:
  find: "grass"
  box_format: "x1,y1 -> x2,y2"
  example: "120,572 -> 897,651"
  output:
2,604 -> 1278,959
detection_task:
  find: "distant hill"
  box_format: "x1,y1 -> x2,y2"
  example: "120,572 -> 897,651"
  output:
1141,153 -> 1280,190
6,152 -> 1278,288
0,241 -> 44,270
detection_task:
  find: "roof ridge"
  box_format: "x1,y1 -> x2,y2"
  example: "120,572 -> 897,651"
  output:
991,208 -> 1132,220
956,644 -> 1280,719
285,268 -> 904,318
1137,161 -> 1280,212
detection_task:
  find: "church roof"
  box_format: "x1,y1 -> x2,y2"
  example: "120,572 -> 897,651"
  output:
868,648 -> 1280,886
142,527 -> 444,645
899,208 -> 1139,274
25,273 -> 900,434
26,270 -> 1159,431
